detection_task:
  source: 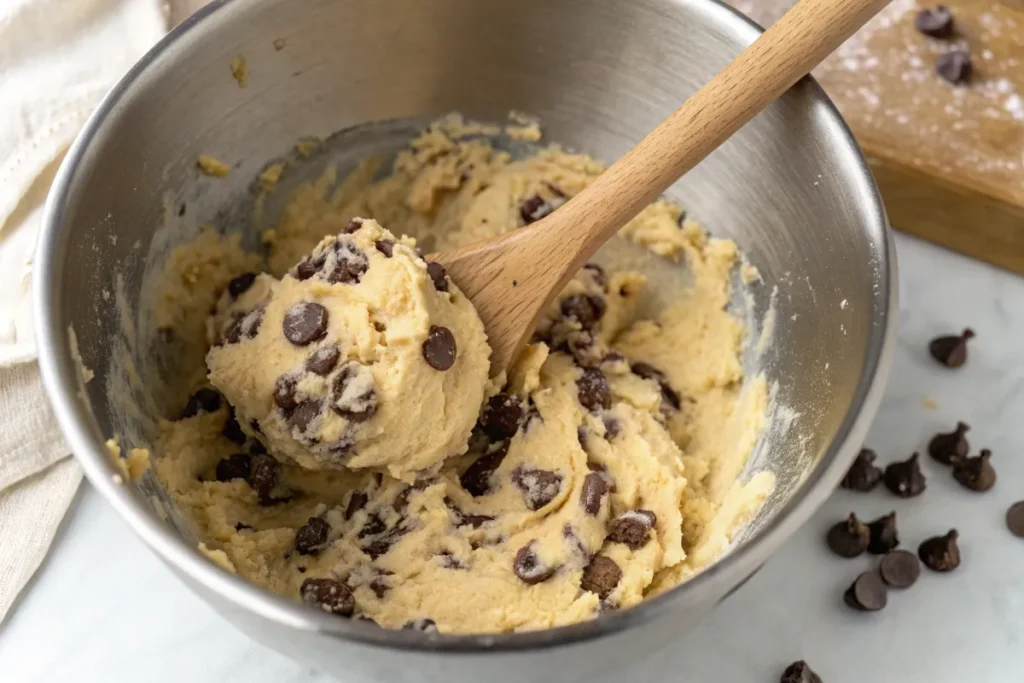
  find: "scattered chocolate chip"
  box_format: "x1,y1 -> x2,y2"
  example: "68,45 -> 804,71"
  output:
1006,501 -> 1024,538
511,467 -> 563,510
580,472 -> 610,516
480,393 -> 524,440
295,254 -> 326,281
843,571 -> 887,612
826,513 -> 870,558
915,5 -> 954,38
345,491 -> 368,520
780,661 -> 823,683
331,362 -> 377,422
359,513 -> 387,538
300,578 -> 354,616
936,50 -> 972,85
513,542 -> 556,584
222,411 -> 247,444
582,263 -> 608,289
178,203 -> 187,217
342,218 -> 363,234
234,522 -> 252,531
182,387 -> 222,418
363,526 -> 408,559
226,307 -> 264,344
247,453 -> 281,503
459,442 -> 509,496
295,517 -> 331,555
426,262 -> 449,292
929,328 -> 974,365
602,415 -> 621,440
630,361 -> 681,411
438,551 -> 466,569
369,573 -> 391,598
841,448 -> 883,491
215,453 -> 252,482
883,453 -> 926,498
273,375 -> 298,414
581,555 -> 622,599
324,239 -> 369,284
402,618 -> 437,633
607,510 -> 657,550
867,511 -> 900,555
879,549 -> 921,588
560,294 -> 606,331
287,399 -> 323,434
919,530 -> 961,572
283,302 -> 329,346
519,195 -> 559,225
603,350 -> 625,365
577,367 -> 611,411
952,449 -> 996,492
422,325 -> 457,371
928,421 -> 970,465
306,345 -> 341,375
374,239 -> 394,257
227,272 -> 257,298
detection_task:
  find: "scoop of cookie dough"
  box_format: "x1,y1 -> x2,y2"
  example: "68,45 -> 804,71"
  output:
205,218 -> 491,479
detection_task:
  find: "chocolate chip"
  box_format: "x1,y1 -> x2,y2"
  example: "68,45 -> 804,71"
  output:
883,453 -> 926,498
582,263 -> 608,290
222,411 -> 247,444
324,239 -> 369,284
247,453 -> 281,503
843,571 -> 887,612
603,350 -> 625,365
581,555 -> 622,599
295,517 -> 331,555
513,542 -> 556,584
936,50 -> 972,85
929,328 -> 974,365
480,393 -> 524,440
928,421 -> 970,465
459,442 -> 509,496
182,388 -> 222,418
287,399 -> 323,434
225,307 -> 264,344
274,375 -> 298,413
560,294 -> 606,331
342,218 -> 363,234
840,448 -> 883,491
867,511 -> 900,555
306,345 -> 341,375
345,491 -> 368,520
952,449 -> 996,492
402,618 -> 437,632
577,367 -> 611,411
438,551 -> 465,569
426,262 -> 449,292
369,575 -> 390,598
363,526 -> 408,559
375,239 -> 394,257
300,578 -> 354,616
879,549 -> 921,588
295,254 -> 325,281
630,361 -> 681,411
1006,501 -> 1024,538
283,302 -> 329,346
580,472 -> 609,515
422,325 -> 456,371
519,195 -> 559,225
331,362 -> 377,422
234,522 -> 252,531
915,5 -> 954,38
227,272 -> 257,298
919,529 -> 961,572
602,415 -> 621,439
826,513 -> 870,558
511,467 -> 563,510
215,453 -> 252,482
780,661 -> 823,683
607,510 -> 657,550
359,513 -> 387,538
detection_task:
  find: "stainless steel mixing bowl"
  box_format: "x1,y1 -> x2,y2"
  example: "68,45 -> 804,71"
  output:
35,0 -> 896,680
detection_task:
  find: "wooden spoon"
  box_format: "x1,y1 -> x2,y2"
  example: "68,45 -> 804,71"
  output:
431,0 -> 890,376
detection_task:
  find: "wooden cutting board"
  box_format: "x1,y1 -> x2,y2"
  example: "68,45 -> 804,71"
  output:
169,0 -> 1024,274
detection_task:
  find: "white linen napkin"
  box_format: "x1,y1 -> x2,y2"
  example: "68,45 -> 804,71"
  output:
0,0 -> 167,621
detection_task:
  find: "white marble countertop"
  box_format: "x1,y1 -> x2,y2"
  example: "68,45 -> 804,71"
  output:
2,233 -> 1023,682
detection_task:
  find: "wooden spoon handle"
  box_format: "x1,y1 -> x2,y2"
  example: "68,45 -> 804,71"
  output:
533,0 -> 890,271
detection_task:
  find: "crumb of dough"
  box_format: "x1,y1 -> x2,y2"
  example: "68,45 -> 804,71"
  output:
230,55 -> 248,87
259,163 -> 286,193
295,138 -> 320,158
922,397 -> 939,410
105,438 -> 151,482
68,326 -> 94,384
740,262 -> 761,285
199,543 -> 237,572
505,112 -> 543,142
197,155 -> 231,178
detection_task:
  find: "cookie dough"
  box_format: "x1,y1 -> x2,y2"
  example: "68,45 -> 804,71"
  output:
143,118 -> 771,634
205,219 -> 490,479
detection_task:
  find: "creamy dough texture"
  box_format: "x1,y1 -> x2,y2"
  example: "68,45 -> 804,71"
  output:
141,118 -> 772,634
205,219 -> 490,479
